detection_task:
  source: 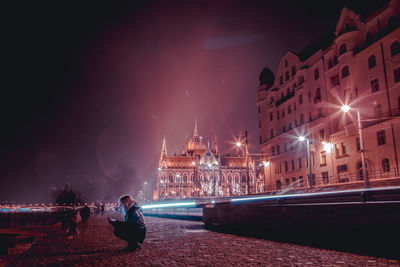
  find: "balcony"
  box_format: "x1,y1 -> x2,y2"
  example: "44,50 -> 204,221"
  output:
275,91 -> 295,107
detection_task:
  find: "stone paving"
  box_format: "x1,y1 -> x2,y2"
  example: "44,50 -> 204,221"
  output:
2,214 -> 400,266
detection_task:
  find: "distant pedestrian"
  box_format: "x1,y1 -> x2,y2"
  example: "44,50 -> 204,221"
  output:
108,195 -> 146,252
79,204 -> 91,235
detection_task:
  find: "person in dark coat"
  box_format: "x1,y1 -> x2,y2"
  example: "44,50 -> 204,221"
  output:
108,195 -> 146,252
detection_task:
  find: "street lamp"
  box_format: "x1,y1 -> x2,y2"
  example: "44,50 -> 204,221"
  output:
341,105 -> 368,188
144,181 -> 148,202
298,136 -> 313,188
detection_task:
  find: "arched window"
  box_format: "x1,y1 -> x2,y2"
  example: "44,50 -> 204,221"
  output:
190,173 -> 194,182
183,173 -> 188,182
241,173 -> 246,183
368,55 -> 376,69
168,173 -> 173,183
341,66 -> 350,78
162,173 -> 166,182
382,158 -> 390,172
222,173 -> 225,182
234,173 -> 239,183
333,56 -> 338,65
249,173 -> 254,183
228,174 -> 232,183
339,43 -> 347,55
391,41 -> 400,56
328,59 -> 333,69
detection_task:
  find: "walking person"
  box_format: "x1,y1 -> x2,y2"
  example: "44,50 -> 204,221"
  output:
108,195 -> 146,252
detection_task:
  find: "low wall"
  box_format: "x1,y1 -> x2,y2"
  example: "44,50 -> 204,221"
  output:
0,212 -> 57,228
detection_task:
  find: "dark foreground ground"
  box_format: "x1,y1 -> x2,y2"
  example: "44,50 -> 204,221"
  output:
1,214 -> 399,266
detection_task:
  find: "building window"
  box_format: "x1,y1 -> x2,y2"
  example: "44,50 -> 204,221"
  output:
291,160 -> 295,171
299,94 -> 303,104
394,67 -> 400,83
391,41 -> 400,56
377,130 -> 386,145
368,55 -> 376,69
298,158 -> 302,169
291,66 -> 296,76
235,174 -> 239,183
270,112 -> 273,121
315,88 -> 321,102
270,129 -> 274,138
272,146 -> 275,155
280,76 -> 283,85
341,66 -> 350,78
321,151 -> 327,165
371,79 -> 380,93
382,158 -> 390,172
322,172 -> 329,184
314,68 -> 319,80
294,102 -> 297,111
241,174 -> 246,183
328,59 -> 333,69
288,105 -> 291,114
339,43 -> 347,55
341,142 -> 347,155
300,114 -> 304,124
374,103 -> 383,117
283,126 -> 286,132
284,161 -> 288,172
298,75 -> 304,84
277,145 -> 280,155
282,109 -> 285,118
337,164 -> 348,173
183,173 -> 188,182
285,60 -> 288,67
228,174 -> 232,183
169,173 -> 174,183
285,71 -> 289,81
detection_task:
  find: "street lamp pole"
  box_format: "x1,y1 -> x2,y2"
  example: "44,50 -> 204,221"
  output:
357,110 -> 369,188
341,105 -> 368,188
299,136 -> 312,188
144,181 -> 148,203
245,130 -> 250,195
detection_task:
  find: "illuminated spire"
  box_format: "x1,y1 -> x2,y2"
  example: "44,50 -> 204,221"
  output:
194,119 -> 199,138
213,134 -> 219,154
161,137 -> 167,157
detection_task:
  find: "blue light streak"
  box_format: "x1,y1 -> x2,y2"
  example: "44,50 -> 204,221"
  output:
142,201 -> 197,209
230,186 -> 400,203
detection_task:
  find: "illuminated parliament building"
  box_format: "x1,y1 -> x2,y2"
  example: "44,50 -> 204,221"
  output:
156,122 -> 262,199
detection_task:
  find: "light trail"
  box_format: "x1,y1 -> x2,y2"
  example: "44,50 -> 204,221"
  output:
230,186 -> 400,203
142,201 -> 197,209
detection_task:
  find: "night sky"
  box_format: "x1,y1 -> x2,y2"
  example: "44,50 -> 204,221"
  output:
1,0 -> 385,203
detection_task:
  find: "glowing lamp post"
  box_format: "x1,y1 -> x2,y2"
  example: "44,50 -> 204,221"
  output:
236,131 -> 250,194
298,136 -> 313,188
341,105 -> 368,188
144,181 -> 148,202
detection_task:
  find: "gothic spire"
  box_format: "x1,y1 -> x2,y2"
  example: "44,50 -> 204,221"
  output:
161,137 -> 167,157
193,119 -> 199,138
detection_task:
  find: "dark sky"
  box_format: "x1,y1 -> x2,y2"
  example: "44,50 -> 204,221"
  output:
1,0 -> 385,203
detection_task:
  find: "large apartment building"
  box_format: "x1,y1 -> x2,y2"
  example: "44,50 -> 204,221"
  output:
257,0 -> 400,190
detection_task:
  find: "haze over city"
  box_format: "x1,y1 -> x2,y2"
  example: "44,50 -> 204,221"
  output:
2,0 -> 385,203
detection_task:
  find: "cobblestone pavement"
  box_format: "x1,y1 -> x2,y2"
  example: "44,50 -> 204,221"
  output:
4,214 -> 400,266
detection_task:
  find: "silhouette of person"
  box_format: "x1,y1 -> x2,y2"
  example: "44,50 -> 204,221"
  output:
108,195 -> 146,252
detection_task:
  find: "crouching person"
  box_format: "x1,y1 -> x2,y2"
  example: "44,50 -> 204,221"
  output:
108,195 -> 146,252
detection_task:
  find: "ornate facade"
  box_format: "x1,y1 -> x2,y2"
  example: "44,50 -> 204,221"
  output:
257,0 -> 400,190
156,122 -> 262,199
